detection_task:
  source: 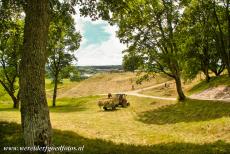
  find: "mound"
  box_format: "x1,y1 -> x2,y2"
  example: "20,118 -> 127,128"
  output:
191,86 -> 230,101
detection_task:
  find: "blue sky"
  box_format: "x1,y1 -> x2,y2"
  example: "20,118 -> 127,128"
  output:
81,21 -> 110,47
74,14 -> 125,66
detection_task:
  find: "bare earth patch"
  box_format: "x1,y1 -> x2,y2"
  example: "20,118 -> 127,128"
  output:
191,86 -> 230,101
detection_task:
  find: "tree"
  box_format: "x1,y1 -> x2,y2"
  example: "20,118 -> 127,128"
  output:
0,1 -> 22,108
47,53 -> 79,107
122,51 -> 143,72
179,0 -> 213,82
47,4 -> 81,107
19,0 -> 52,147
211,0 -> 230,76
88,0 -> 187,100
179,0 -> 228,81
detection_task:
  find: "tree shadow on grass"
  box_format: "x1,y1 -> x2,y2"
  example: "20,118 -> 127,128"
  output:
0,121 -> 230,154
137,99 -> 230,125
0,108 -> 19,112
49,103 -> 87,113
49,99 -> 89,113
0,104 -> 87,113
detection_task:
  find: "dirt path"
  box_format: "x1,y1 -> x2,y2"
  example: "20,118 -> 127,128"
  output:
102,82 -> 230,102
99,81 -> 177,101
123,82 -> 176,101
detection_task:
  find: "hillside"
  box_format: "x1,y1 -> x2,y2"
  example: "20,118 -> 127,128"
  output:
140,74 -> 230,100
54,72 -> 170,98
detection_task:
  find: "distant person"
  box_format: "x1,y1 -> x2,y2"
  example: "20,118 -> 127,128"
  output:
165,83 -> 169,88
108,93 -> 112,98
132,85 -> 135,90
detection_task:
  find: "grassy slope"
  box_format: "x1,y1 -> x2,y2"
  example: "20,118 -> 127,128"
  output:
1,73 -> 230,153
140,75 -> 230,97
56,72 -> 170,98
1,122 -> 230,154
1,96 -> 230,153
188,75 -> 230,95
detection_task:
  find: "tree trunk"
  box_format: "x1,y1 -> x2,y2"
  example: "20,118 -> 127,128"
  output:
13,89 -> 20,109
52,74 -> 58,107
227,0 -> 230,77
213,70 -> 219,77
0,80 -> 19,109
202,66 -> 210,82
13,97 -> 19,109
19,0 -> 52,147
226,66 -> 230,77
174,75 -> 186,101
213,3 -> 230,77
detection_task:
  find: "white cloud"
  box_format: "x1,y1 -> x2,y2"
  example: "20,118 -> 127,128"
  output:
76,29 -> 125,66
73,11 -> 126,66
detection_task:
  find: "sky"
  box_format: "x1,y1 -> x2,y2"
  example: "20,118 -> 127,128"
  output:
73,13 -> 126,66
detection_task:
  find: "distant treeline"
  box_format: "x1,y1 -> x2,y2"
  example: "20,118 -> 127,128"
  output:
77,65 -> 123,74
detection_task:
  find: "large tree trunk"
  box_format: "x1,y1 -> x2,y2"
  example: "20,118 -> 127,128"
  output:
20,0 -> 52,147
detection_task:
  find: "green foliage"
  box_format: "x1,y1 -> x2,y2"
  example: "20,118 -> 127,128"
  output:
0,1 -> 23,107
85,0 -> 189,99
178,0 -> 227,80
47,2 -> 81,83
79,0 -> 186,77
64,66 -> 81,82
122,52 -> 143,72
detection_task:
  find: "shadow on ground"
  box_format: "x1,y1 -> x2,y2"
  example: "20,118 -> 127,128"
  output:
0,108 -> 19,112
49,102 -> 88,113
48,97 -> 99,113
0,121 -> 230,154
137,99 -> 230,125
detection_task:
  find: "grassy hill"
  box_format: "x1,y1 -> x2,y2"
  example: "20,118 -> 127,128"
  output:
1,72 -> 230,153
51,72 -> 170,98
1,96 -> 230,153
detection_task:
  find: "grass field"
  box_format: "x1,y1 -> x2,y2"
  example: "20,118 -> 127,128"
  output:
1,95 -> 230,153
1,72 -> 230,153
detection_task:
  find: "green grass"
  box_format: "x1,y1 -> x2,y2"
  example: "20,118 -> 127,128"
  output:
1,95 -> 230,153
1,122 -> 230,154
0,78 -> 79,105
188,75 -> 230,95
137,99 -> 230,124
0,86 -> 13,104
